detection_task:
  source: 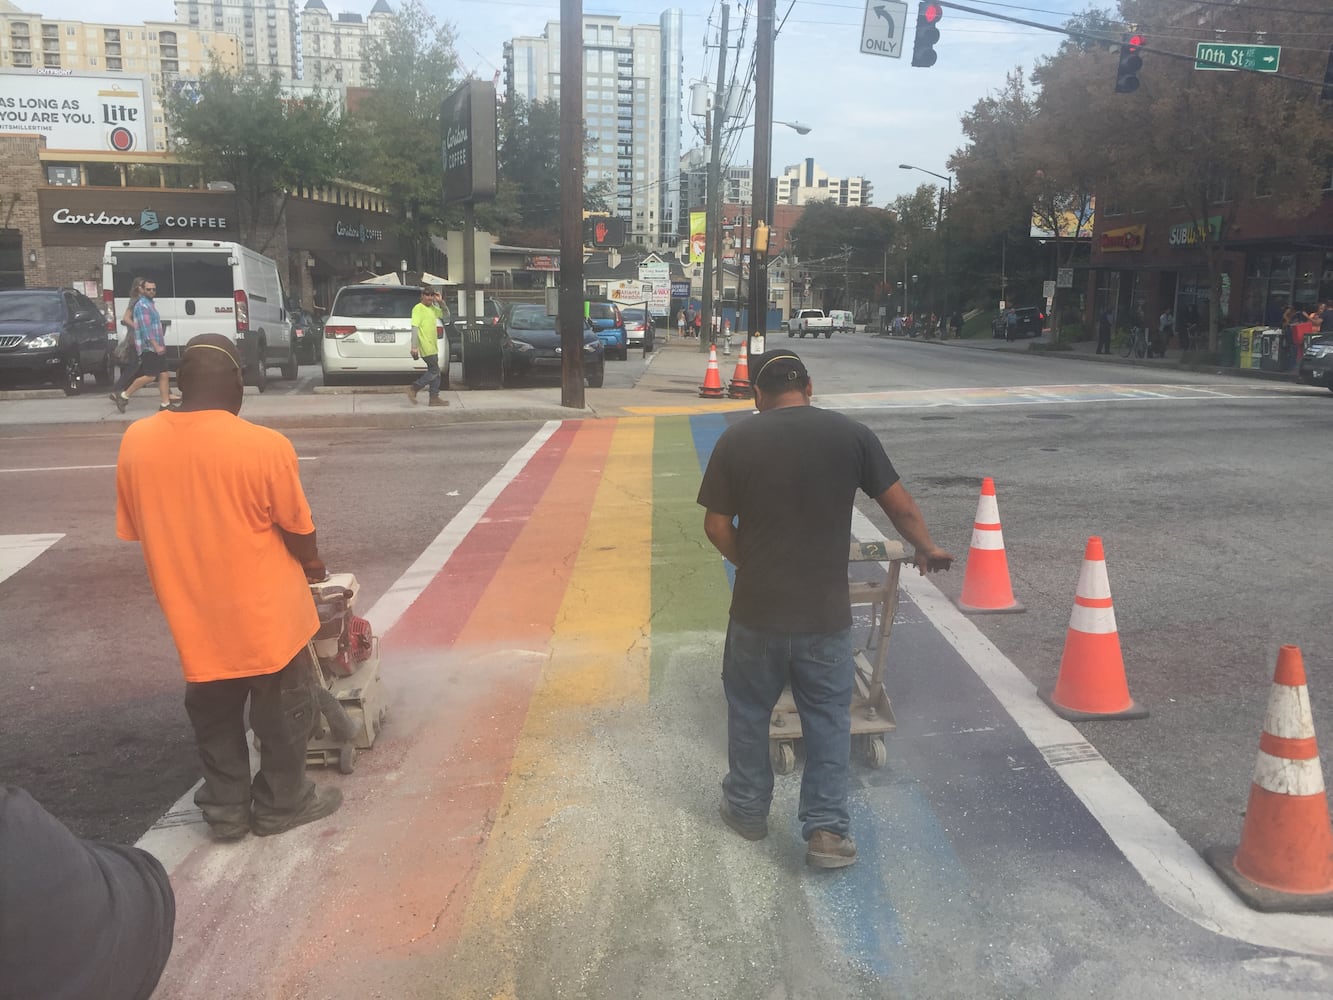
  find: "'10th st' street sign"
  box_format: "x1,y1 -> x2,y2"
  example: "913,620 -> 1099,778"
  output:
1194,43 -> 1281,73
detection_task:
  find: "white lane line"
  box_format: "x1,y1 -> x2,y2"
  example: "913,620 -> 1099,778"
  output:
850,505 -> 1333,957
135,420 -> 562,871
0,534 -> 64,587
1,457 -> 319,473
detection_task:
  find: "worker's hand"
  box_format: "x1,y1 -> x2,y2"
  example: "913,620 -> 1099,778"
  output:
302,558 -> 328,583
912,546 -> 954,575
410,348 -> 419,360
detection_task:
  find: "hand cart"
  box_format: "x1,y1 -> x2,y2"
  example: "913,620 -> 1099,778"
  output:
769,539 -> 907,774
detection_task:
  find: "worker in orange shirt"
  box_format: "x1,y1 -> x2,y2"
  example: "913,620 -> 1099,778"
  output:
116,333 -> 342,840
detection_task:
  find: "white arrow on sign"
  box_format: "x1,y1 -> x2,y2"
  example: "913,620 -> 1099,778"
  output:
861,0 -> 908,59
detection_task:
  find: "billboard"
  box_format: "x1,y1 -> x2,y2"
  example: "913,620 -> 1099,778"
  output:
1029,196 -> 1095,240
0,72 -> 152,152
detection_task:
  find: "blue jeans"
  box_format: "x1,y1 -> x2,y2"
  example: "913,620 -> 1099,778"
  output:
412,354 -> 441,397
721,619 -> 855,840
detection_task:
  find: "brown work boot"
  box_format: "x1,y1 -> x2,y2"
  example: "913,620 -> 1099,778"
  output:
428,396 -> 449,407
406,384 -> 419,405
806,829 -> 857,869
251,786 -> 343,837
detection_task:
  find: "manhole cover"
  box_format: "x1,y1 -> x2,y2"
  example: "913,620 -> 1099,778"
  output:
1026,412 -> 1074,420
920,415 -> 955,421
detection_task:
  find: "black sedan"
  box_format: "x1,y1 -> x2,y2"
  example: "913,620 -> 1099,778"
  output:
502,304 -> 605,388
0,288 -> 114,395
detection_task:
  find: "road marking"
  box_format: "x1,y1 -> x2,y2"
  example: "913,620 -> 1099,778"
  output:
1,457 -> 319,474
136,421 -> 561,870
0,534 -> 63,587
849,504 -> 1333,957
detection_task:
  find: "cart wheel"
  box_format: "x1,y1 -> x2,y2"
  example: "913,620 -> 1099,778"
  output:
338,744 -> 356,775
771,741 -> 796,775
866,737 -> 887,769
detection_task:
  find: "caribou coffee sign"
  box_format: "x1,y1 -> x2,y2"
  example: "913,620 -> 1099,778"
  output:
50,207 -> 229,230
334,220 -> 384,243
38,189 -> 236,246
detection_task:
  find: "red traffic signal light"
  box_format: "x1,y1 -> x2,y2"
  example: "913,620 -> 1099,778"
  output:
923,3 -> 943,23
1127,34 -> 1144,51
912,1 -> 942,68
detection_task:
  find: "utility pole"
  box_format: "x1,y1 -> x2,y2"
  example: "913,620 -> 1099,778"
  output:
699,2 -> 728,354
747,0 -> 775,357
558,0 -> 585,406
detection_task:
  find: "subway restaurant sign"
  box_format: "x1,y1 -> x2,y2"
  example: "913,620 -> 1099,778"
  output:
1168,216 -> 1222,249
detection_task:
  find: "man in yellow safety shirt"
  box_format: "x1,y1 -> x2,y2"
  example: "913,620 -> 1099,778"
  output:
406,285 -> 447,406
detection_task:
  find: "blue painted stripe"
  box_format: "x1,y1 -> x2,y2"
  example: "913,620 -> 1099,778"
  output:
689,412 -> 739,589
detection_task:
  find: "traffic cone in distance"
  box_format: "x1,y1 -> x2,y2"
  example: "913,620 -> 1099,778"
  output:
1040,536 -> 1147,721
728,341 -> 753,399
1205,645 -> 1333,912
954,477 -> 1024,614
699,344 -> 725,398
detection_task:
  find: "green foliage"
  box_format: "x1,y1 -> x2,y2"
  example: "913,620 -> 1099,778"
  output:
789,203 -> 897,305
163,67 -> 345,249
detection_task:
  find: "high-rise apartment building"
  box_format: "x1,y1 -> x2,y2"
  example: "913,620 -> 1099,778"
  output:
299,0 -> 392,89
0,7 -> 242,149
776,158 -> 872,208
176,0 -> 297,81
679,147 -> 753,234
502,10 -> 684,249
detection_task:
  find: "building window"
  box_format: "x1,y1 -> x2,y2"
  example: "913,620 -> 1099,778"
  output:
46,163 -> 81,186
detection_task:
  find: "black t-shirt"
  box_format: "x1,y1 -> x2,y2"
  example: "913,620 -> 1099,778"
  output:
697,405 -> 899,632
0,786 -> 176,1000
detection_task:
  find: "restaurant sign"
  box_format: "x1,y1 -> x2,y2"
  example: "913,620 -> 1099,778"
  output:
334,220 -> 385,243
38,189 -> 235,246
1099,224 -> 1146,253
1168,216 -> 1222,248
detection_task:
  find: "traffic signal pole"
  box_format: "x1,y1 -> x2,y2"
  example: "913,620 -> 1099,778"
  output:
699,3 -> 728,354
558,0 -> 586,406
748,0 -> 775,358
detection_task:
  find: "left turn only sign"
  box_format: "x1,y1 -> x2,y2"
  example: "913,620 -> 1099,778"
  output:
861,0 -> 908,58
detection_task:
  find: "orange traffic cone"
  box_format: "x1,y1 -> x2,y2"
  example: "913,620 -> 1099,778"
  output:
1040,536 -> 1147,721
1206,645 -> 1333,912
698,344 -> 725,398
728,342 -> 753,399
955,478 -> 1024,614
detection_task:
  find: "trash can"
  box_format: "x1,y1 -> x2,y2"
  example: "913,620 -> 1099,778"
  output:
461,324 -> 505,388
1219,327 -> 1240,367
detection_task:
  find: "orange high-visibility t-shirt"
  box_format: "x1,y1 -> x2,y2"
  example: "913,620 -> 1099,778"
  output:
116,410 -> 320,683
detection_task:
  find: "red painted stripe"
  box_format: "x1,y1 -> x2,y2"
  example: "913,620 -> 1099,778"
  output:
1259,731 -> 1320,761
1075,596 -> 1114,609
385,421 -> 578,652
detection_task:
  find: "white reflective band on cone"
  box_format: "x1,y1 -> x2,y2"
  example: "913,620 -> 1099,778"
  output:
1068,602 -> 1118,635
970,527 -> 1005,551
975,492 -> 1000,523
1263,684 -> 1318,741
1252,750 -> 1327,797
1076,558 -> 1112,601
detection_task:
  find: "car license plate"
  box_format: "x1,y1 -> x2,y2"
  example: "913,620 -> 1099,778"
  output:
374,331 -> 396,344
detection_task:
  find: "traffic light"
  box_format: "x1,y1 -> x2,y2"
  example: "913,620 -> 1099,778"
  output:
583,215 -> 626,248
1115,33 -> 1144,93
911,2 -> 942,68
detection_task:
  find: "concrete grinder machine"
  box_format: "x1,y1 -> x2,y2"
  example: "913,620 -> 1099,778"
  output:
305,573 -> 387,773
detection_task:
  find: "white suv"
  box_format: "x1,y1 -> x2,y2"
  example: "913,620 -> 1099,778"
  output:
321,284 -> 446,386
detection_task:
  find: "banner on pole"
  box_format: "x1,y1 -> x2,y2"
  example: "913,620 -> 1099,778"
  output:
689,212 -> 707,264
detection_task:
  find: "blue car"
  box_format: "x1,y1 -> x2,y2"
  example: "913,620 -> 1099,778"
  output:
586,300 -> 628,360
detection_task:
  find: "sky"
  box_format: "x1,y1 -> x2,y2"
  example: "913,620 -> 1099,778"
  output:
22,0 -> 1091,206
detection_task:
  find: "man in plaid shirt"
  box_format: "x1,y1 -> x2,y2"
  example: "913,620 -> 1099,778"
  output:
112,279 -> 173,413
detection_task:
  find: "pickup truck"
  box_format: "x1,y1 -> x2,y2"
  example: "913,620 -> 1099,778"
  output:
787,308 -> 835,339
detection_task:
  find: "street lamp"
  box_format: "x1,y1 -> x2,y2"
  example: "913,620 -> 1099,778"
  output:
899,163 -> 953,323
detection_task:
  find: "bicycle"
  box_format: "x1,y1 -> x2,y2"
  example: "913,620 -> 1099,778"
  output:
1120,325 -> 1149,359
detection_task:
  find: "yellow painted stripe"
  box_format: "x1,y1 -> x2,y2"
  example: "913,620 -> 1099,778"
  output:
458,417 -> 655,963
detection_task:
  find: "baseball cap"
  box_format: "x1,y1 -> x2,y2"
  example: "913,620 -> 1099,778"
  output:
752,350 -> 809,393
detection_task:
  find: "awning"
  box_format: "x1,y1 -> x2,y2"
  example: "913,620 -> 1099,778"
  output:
360,272 -> 402,285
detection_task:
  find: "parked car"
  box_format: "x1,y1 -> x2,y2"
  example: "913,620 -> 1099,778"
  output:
445,297 -> 503,362
290,309 -> 322,364
620,307 -> 655,353
502,303 -> 605,388
320,284 -> 446,386
992,306 -> 1046,340
1298,334 -> 1333,392
585,299 -> 628,359
103,239 -> 295,392
0,288 -> 114,395
788,308 -> 834,338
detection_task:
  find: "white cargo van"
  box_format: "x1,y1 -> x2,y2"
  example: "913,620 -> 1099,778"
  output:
102,240 -> 295,391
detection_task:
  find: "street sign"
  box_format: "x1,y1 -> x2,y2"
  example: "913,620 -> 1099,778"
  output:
1042,280 -> 1056,300
861,0 -> 907,58
1194,43 -> 1281,73
1057,267 -> 1074,289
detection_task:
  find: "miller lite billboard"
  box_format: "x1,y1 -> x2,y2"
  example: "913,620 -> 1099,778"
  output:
0,71 -> 152,153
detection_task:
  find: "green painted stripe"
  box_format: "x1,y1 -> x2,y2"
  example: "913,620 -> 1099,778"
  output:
649,415 -> 732,696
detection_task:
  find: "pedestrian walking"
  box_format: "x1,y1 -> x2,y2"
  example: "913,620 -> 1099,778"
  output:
693,311 -> 703,339
1321,302 -> 1333,333
697,350 -> 954,870
1156,308 -> 1173,358
111,278 -> 172,413
677,310 -> 686,340
110,276 -> 145,400
892,313 -> 904,337
1004,308 -> 1018,342
116,333 -> 342,840
1096,307 -> 1113,355
950,309 -> 964,338
406,285 -> 447,407
429,288 -> 451,391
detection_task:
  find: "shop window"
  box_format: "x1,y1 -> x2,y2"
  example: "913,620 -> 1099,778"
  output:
84,162 -> 122,187
45,163 -> 81,186
125,164 -> 160,187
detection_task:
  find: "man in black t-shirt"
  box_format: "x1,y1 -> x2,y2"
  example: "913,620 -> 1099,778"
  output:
697,351 -> 953,869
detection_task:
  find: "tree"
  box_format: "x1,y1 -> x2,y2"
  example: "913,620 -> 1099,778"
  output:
345,0 -> 461,264
789,203 -> 897,309
163,68 -> 345,250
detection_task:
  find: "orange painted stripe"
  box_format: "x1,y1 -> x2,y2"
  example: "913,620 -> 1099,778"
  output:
291,420 -> 618,970
1075,596 -> 1115,609
1259,732 -> 1320,761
